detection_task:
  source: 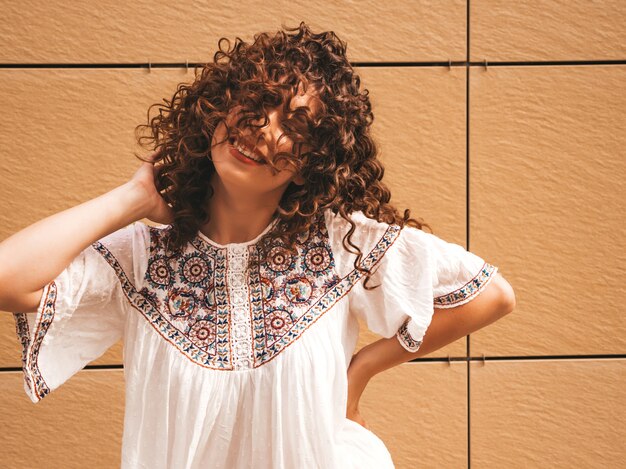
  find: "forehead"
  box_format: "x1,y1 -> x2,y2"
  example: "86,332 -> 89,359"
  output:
228,80 -> 323,120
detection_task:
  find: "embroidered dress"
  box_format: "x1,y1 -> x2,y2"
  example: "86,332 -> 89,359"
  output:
12,208 -> 498,469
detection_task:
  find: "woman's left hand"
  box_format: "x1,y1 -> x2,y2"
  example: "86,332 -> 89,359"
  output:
346,351 -> 372,430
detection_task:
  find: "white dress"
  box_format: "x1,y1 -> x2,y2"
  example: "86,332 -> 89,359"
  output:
12,207 -> 498,468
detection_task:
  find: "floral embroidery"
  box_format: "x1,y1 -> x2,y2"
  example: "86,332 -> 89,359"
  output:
433,262 -> 498,308
395,318 -> 422,353
166,287 -> 199,319
12,282 -> 57,402
265,307 -> 294,339
283,276 -> 313,304
303,243 -> 333,274
179,253 -> 211,285
189,319 -> 217,348
266,245 -> 295,273
259,277 -> 274,301
147,255 -> 172,289
92,212 -> 403,371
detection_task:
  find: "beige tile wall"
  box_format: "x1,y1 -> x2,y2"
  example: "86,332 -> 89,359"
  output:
470,1 -> 626,61
0,1 -> 467,63
1,369 -> 125,468
470,359 -> 626,468
1,1 -> 624,468
469,65 -> 626,357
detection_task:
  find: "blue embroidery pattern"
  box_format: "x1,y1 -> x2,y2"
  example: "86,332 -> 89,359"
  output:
91,213 -> 403,371
433,263 -> 498,308
396,318 -> 422,353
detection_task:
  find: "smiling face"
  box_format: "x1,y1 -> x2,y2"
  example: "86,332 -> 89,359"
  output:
209,82 -> 322,199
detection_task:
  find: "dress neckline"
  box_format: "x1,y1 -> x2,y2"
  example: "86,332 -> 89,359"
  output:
196,216 -> 280,249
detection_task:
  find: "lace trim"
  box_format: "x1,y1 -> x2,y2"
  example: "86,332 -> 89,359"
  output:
227,245 -> 254,370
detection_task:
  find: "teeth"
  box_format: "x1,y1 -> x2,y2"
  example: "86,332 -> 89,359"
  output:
235,141 -> 262,162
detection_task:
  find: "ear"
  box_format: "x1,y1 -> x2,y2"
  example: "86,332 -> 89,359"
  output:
293,174 -> 305,186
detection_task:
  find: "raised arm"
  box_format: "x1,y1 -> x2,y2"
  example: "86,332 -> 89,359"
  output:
0,154 -> 171,313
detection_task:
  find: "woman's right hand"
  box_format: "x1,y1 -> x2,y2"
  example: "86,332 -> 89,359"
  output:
130,149 -> 175,225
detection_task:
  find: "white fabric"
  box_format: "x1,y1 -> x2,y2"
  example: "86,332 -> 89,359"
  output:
328,210 -> 499,352
12,208 -> 498,468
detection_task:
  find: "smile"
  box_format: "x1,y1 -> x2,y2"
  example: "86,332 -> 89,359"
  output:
228,140 -> 267,166
236,140 -> 265,161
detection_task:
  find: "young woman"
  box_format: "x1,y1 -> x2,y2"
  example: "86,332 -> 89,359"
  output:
0,22 -> 515,469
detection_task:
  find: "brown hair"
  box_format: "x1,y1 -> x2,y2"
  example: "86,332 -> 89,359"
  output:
134,21 -> 430,289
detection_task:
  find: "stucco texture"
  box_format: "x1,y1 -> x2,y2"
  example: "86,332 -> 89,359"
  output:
1,1 -> 624,468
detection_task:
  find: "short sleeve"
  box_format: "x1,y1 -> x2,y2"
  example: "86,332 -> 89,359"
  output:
324,209 -> 498,354
11,221 -> 150,403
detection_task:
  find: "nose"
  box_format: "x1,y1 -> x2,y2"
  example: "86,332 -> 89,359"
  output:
252,106 -> 288,153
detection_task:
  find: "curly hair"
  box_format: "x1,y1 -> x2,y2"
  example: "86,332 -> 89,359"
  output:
134,21 -> 431,290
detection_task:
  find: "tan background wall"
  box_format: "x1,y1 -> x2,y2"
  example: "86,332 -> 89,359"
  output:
1,1 -> 625,467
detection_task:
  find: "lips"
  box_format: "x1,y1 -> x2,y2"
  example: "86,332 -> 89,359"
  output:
229,145 -> 266,166
233,137 -> 266,162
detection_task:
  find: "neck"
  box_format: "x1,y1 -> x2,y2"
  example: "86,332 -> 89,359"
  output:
200,175 -> 284,245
